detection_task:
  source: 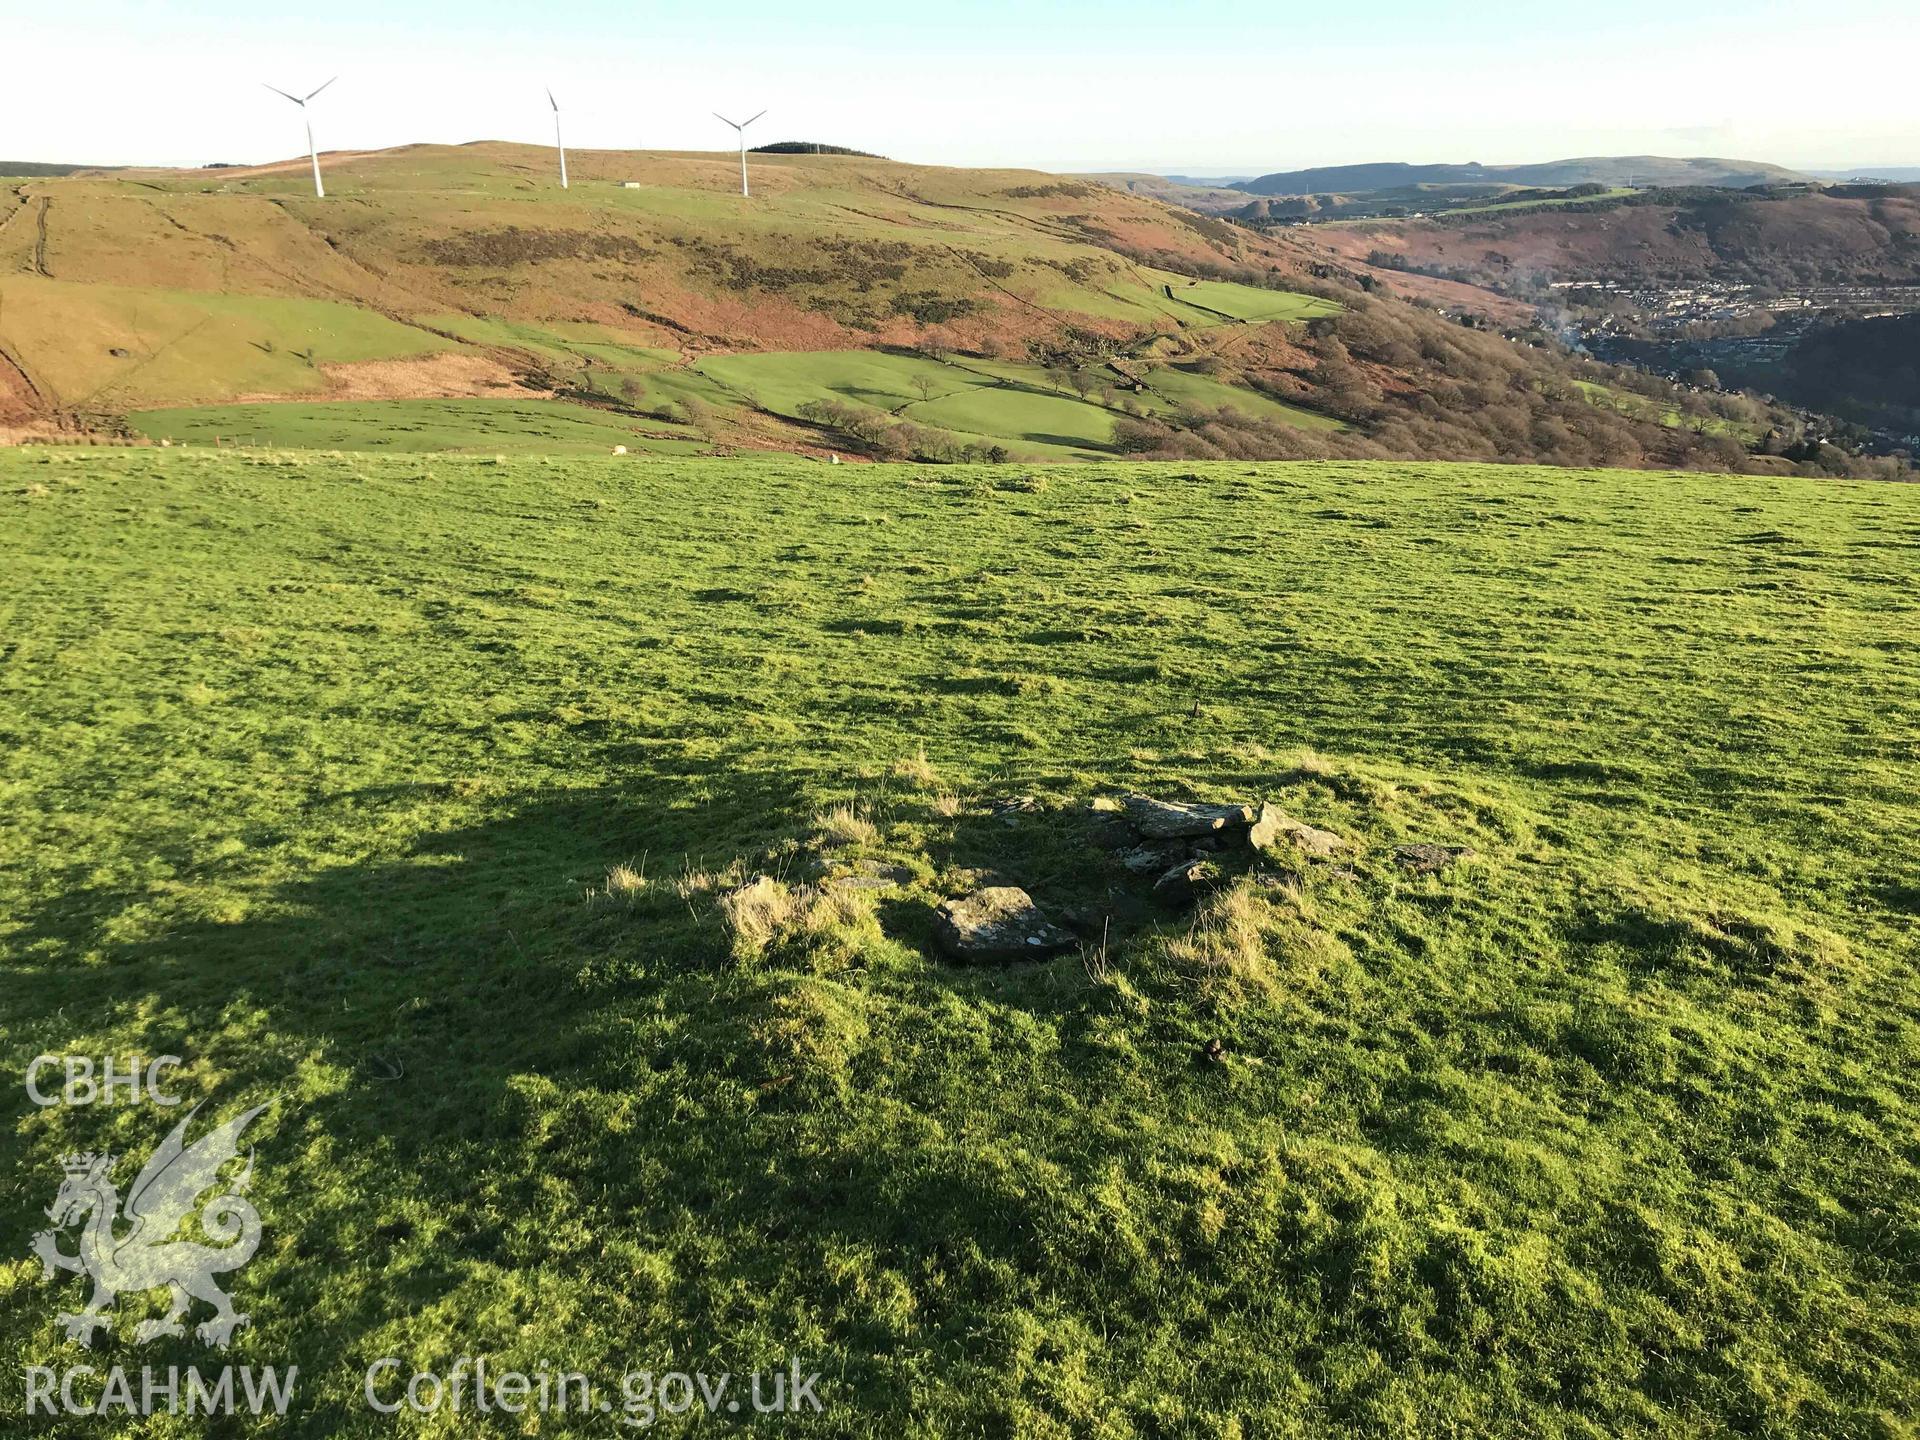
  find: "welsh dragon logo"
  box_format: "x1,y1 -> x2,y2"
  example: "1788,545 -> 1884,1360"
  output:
30,1103 -> 268,1348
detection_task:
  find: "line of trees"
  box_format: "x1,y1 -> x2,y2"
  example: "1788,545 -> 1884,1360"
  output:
797,398 -> 1008,463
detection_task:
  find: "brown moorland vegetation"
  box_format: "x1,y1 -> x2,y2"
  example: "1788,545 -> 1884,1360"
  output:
0,146 -> 1897,475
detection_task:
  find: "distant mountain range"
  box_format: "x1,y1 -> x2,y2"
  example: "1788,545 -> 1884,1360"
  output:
1083,156 -> 1824,220
1078,173 -> 1251,209
1233,156 -> 1807,197
1808,166 -> 1920,183
1158,174 -> 1257,187
1289,182 -> 1920,290
0,161 -> 105,177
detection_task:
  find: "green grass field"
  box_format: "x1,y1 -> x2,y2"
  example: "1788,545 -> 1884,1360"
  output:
3,451 -> 1916,1435
1144,363 -> 1344,430
3,147 -> 1363,461
1443,188 -> 1638,218
1575,380 -> 1764,442
697,349 -> 1122,457
125,398 -> 710,455
1154,277 -> 1345,325
115,350 -> 1339,461
417,314 -> 682,373
693,349 -> 1341,459
0,277 -> 452,408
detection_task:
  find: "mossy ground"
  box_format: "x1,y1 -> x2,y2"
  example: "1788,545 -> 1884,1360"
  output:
1,451 -> 1915,1436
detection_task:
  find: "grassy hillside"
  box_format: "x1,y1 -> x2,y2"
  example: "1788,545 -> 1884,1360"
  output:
5,144 -> 1851,473
125,397 -> 711,454
3,449 -> 1916,1435
1,145 -> 1309,379
1077,173 -> 1253,214
0,145 -> 1356,452
1301,185 -> 1920,289
0,162 -> 106,178
0,277 -> 455,407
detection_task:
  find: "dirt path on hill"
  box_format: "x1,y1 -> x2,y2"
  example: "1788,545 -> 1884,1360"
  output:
31,197 -> 51,277
878,185 -> 1092,246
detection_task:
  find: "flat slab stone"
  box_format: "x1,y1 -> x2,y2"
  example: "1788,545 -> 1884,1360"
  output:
1123,795 -> 1257,839
1250,805 -> 1347,858
935,886 -> 1076,962
1394,843 -> 1476,874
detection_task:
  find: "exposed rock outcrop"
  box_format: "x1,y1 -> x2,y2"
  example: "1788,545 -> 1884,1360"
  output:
1393,843 -> 1476,874
1123,795 -> 1258,839
935,886 -> 1077,962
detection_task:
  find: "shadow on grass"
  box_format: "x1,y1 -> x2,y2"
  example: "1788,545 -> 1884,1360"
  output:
4,768 -> 1194,1432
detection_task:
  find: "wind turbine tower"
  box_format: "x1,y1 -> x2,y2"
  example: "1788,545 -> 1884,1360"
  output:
713,110 -> 767,197
264,78 -> 337,198
548,88 -> 568,189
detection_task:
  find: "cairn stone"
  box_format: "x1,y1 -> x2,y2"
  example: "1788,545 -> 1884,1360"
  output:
1152,857 -> 1224,907
1123,795 -> 1257,840
935,887 -> 1076,962
1393,843 -> 1476,874
1250,804 -> 1346,858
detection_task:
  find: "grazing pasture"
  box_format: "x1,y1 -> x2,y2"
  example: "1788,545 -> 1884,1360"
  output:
1159,276 -> 1344,324
0,276 -> 452,407
126,397 -> 709,455
2,450 -> 1915,1436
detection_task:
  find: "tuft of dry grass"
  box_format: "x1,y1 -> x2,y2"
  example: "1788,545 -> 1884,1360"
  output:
891,747 -> 940,788
1162,882 -> 1275,998
719,876 -> 807,954
605,861 -> 647,898
718,875 -> 879,965
931,791 -> 965,819
800,884 -> 871,942
673,859 -> 742,901
813,804 -> 881,849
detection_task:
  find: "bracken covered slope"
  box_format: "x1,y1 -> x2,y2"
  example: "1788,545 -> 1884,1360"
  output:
1297,186 -> 1920,289
0,144 -> 1865,472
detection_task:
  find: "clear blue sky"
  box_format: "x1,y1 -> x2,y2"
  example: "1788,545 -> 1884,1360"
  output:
6,0 -> 1916,173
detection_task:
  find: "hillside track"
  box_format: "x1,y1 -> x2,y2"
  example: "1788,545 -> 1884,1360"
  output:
32,196 -> 50,277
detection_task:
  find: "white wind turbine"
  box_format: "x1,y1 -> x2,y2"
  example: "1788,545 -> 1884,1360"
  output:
547,88 -> 568,189
263,77 -> 338,198
713,109 -> 766,197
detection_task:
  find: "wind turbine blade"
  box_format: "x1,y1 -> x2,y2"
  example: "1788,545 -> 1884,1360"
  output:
744,109 -> 767,127
714,112 -> 740,129
547,87 -> 559,111
305,76 -> 338,102
263,83 -> 303,104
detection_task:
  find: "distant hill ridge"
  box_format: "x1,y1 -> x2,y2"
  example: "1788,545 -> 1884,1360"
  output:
1287,182 -> 1920,291
1235,156 -> 1806,196
1810,166 -> 1920,184
0,161 -> 107,177
2,140 -> 1864,475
